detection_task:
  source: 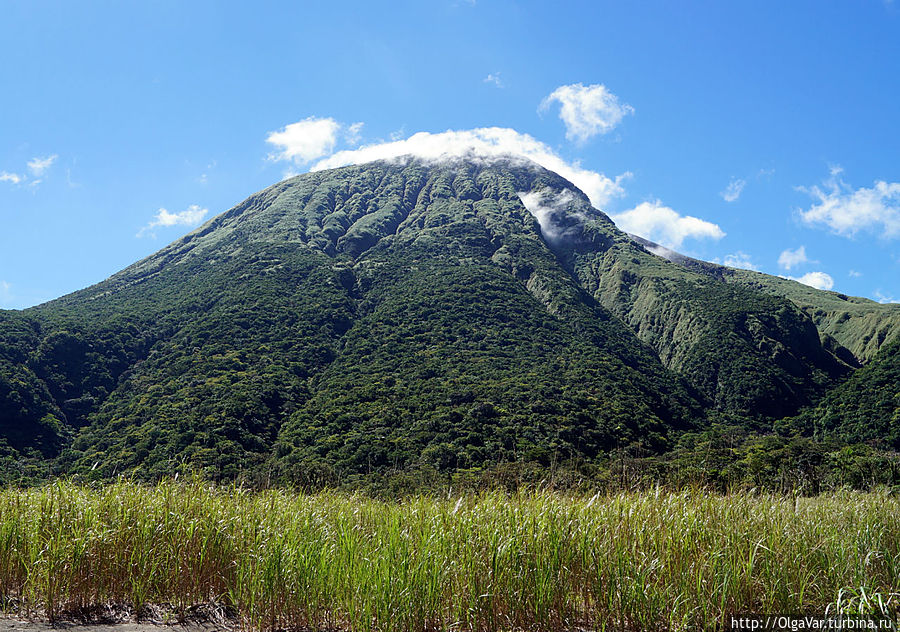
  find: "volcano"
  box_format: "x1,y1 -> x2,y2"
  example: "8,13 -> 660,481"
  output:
1,157 -> 898,482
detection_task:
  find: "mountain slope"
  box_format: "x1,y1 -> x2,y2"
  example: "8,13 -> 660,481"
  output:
791,338 -> 900,447
631,235 -> 900,363
0,156 -> 890,482
6,159 -> 704,480
722,270 -> 900,363
555,224 -> 849,418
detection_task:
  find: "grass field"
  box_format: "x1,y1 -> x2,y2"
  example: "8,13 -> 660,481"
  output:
0,481 -> 898,630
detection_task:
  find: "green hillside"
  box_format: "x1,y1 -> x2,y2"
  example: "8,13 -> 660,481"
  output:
560,227 -> 849,418
0,157 -> 896,485
793,338 -> 900,447
630,235 -> 900,363
723,269 -> 900,363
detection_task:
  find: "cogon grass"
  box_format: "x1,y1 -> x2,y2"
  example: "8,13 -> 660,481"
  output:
0,481 -> 898,630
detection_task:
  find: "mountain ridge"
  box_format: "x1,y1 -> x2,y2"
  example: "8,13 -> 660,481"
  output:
629,234 -> 900,364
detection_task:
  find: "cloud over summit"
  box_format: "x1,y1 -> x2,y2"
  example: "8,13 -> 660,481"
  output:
266,120 -> 724,257
311,127 -> 630,208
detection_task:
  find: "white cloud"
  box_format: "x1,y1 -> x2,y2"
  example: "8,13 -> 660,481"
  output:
137,204 -> 209,238
27,154 -> 57,177
311,127 -> 630,208
540,83 -> 634,143
799,167 -> 900,238
0,172 -> 22,184
720,252 -> 759,271
721,177 -> 746,203
788,271 -> 835,291
848,269 -> 863,278
483,73 -> 504,88
610,200 -> 725,249
266,117 -> 341,164
778,246 -> 809,271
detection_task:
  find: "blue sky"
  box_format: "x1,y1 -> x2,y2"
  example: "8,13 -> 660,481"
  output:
2,0 -> 899,308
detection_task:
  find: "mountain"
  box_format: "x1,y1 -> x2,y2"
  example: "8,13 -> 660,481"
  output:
0,156 -> 895,484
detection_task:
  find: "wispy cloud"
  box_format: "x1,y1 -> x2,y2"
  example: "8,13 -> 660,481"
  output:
788,271 -> 834,291
721,177 -> 746,203
66,167 -> 81,188
778,246 -> 809,271
344,122 -> 364,146
518,189 -> 587,244
540,83 -> 634,143
720,168 -> 774,202
311,127 -> 630,208
798,166 -> 900,238
2,154 -> 59,188
611,200 -> 725,249
874,290 -> 896,304
27,154 -> 57,177
848,269 -> 863,278
137,204 -> 209,238
719,251 -> 758,271
197,160 -> 216,186
0,280 -> 11,308
483,72 -> 504,88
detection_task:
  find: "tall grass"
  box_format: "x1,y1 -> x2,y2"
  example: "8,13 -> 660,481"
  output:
0,481 -> 898,630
